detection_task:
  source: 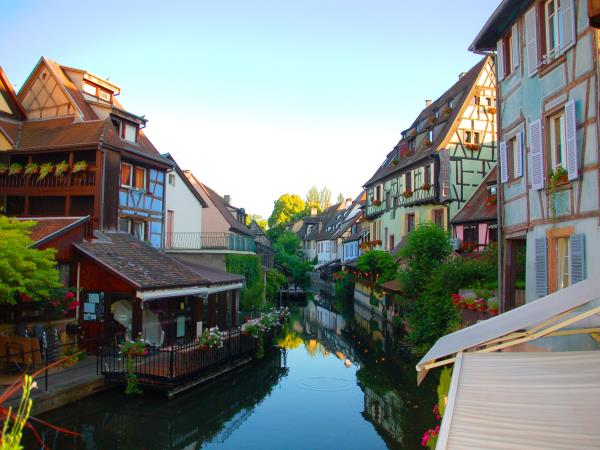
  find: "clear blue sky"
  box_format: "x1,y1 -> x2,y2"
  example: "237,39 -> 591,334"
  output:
1,1 -> 500,219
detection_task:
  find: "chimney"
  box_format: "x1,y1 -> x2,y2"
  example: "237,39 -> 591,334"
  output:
458,72 -> 467,79
425,99 -> 432,107
223,195 -> 231,205
310,207 -> 318,216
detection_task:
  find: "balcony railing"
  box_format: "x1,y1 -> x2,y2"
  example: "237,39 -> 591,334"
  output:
165,232 -> 256,252
0,170 -> 97,190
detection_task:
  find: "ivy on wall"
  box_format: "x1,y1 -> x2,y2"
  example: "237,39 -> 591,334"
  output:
225,254 -> 264,310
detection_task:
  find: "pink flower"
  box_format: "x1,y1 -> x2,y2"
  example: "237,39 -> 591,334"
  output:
65,291 -> 75,299
68,300 -> 78,310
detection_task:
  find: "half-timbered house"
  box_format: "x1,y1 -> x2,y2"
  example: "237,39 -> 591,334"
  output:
362,56 -> 498,250
470,0 -> 600,310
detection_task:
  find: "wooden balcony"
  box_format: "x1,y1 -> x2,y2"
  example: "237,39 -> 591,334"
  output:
0,170 -> 97,195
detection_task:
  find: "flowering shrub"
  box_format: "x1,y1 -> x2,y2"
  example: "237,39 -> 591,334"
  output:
488,300 -> 499,315
475,298 -> 488,312
199,326 -> 224,348
49,290 -> 79,317
421,425 -> 440,448
242,320 -> 267,337
120,338 -> 147,357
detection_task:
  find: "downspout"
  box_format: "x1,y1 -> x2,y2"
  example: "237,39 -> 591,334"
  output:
99,144 -> 106,231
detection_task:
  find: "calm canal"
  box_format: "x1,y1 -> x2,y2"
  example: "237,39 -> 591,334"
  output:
25,298 -> 437,449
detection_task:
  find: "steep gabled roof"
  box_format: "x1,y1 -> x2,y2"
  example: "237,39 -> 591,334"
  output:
17,216 -> 89,247
451,166 -> 497,224
162,153 -> 208,208
364,57 -> 490,187
184,171 -> 252,236
15,117 -> 106,149
0,66 -> 27,121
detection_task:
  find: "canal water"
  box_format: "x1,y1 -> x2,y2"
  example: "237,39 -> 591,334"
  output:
24,298 -> 437,449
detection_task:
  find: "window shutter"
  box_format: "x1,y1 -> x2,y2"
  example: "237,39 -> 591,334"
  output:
525,7 -> 538,77
515,132 -> 523,178
560,0 -> 576,52
564,100 -> 578,180
439,149 -> 450,201
529,119 -> 545,190
511,23 -> 520,69
570,234 -> 586,284
496,39 -> 505,81
499,141 -> 509,183
535,237 -> 548,297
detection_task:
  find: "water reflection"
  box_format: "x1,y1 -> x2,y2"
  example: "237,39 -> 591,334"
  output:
26,297 -> 435,450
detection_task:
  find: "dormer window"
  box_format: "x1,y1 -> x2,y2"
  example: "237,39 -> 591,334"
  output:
124,122 -> 138,143
83,80 -> 112,103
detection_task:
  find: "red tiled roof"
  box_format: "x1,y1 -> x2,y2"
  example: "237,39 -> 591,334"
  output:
16,117 -> 106,149
451,166 -> 497,224
17,217 -> 88,246
0,66 -> 26,121
0,118 -> 19,144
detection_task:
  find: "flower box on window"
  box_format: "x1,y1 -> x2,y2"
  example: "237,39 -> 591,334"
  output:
391,159 -> 399,166
428,116 -> 437,125
423,139 -> 432,147
486,106 -> 496,114
465,143 -> 480,151
486,194 -> 497,206
72,161 -> 89,173
372,199 -> 382,206
421,183 -> 431,191
402,190 -> 413,198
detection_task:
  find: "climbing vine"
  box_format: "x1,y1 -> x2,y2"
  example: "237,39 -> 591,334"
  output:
226,254 -> 264,310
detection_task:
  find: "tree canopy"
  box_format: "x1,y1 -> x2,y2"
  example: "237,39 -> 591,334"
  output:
305,186 -> 331,213
336,193 -> 345,204
272,230 -> 313,288
268,194 -> 306,228
246,214 -> 268,231
0,217 -> 62,304
356,250 -> 397,293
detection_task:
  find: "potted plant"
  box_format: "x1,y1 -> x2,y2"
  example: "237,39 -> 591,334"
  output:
38,162 -> 55,181
54,160 -> 70,177
8,162 -> 22,176
0,163 -> 7,175
487,300 -> 499,316
24,162 -> 39,176
241,320 -> 265,338
120,338 -> 147,357
72,160 -> 88,173
465,298 -> 476,310
402,190 -> 413,198
549,165 -> 568,186
450,293 -> 463,306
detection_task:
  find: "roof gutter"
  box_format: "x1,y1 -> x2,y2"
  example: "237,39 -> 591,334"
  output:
138,282 -> 244,301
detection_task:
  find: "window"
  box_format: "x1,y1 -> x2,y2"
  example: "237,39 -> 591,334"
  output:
545,0 -> 560,57
464,130 -> 481,144
433,209 -> 444,228
168,173 -> 176,186
375,185 -> 382,202
119,218 -> 131,233
548,111 -> 566,170
386,191 -> 391,209
428,129 -> 433,142
556,236 -> 570,289
488,225 -> 498,243
83,81 -> 112,102
134,167 -> 146,190
389,234 -> 395,250
406,214 -> 415,233
124,122 -> 138,143
463,225 -> 479,249
473,95 -> 481,105
405,172 -> 412,192
120,163 -> 133,187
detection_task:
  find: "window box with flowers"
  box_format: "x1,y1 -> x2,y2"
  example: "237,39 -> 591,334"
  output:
464,142 -> 480,151
54,161 -> 70,177
38,162 -> 55,181
72,161 -> 89,173
199,326 -> 225,350
486,194 -> 497,206
391,159 -> 399,166
423,138 -> 432,147
428,116 -> 437,126
421,183 -> 431,191
372,199 -> 382,206
486,106 -> 496,114
442,106 -> 452,117
402,190 -> 413,198
487,300 -> 499,316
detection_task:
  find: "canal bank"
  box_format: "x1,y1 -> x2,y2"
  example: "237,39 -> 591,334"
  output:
24,299 -> 437,450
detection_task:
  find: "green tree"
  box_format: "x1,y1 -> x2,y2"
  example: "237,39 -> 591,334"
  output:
305,186 -> 332,213
268,194 -> 306,228
272,230 -> 313,288
0,217 -> 61,304
336,193 -> 345,203
356,250 -> 397,295
246,214 -> 268,231
225,254 -> 264,310
265,268 -> 286,304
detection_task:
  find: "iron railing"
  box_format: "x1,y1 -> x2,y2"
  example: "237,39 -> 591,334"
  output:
165,232 -> 256,252
0,170 -> 97,190
99,327 -> 275,389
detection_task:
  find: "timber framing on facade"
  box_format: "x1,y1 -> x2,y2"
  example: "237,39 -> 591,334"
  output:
362,56 -> 498,252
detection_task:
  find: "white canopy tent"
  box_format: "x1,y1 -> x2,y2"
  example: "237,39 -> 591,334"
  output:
436,351 -> 600,449
416,278 -> 600,382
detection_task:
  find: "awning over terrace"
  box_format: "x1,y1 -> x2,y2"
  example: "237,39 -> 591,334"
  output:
416,278 -> 600,382
436,351 -> 600,450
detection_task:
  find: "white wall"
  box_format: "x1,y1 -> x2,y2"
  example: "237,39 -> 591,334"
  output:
165,170 -> 203,234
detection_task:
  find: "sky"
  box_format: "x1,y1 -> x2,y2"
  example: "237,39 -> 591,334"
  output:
1,0 -> 501,219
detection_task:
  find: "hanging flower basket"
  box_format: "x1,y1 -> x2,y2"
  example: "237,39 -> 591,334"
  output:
72,160 -> 89,173
24,162 -> 39,176
38,162 -> 55,181
54,160 -> 70,177
403,190 -> 413,198
9,163 -> 22,176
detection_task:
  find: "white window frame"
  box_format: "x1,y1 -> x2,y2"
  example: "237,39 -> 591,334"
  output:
168,173 -> 176,186
121,162 -> 133,188
134,167 -> 147,191
549,111 -> 566,170
544,0 -> 561,58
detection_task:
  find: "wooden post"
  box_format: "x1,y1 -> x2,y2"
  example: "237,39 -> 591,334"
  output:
192,295 -> 203,338
132,297 -> 143,339
208,294 -> 217,328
